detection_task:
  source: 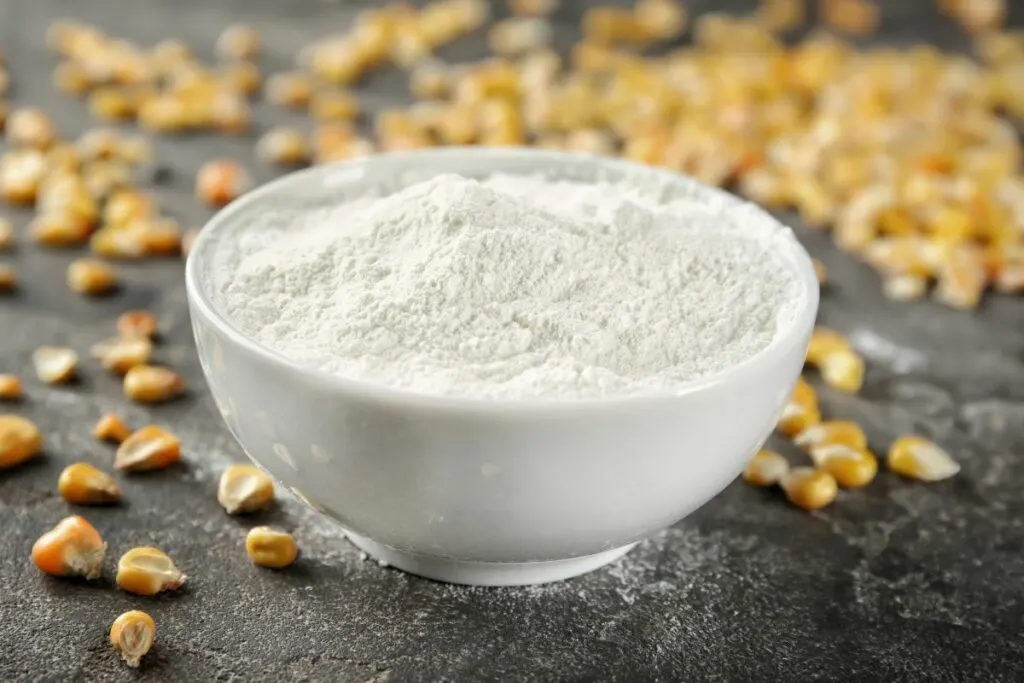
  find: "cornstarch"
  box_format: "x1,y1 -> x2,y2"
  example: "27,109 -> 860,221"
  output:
219,173 -> 804,400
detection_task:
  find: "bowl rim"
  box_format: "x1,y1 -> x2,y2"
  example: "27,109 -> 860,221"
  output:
185,147 -> 820,415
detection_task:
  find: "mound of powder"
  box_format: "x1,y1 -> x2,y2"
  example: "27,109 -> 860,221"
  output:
219,173 -> 804,400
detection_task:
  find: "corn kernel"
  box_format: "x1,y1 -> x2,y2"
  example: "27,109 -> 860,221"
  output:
89,87 -> 142,122
90,226 -> 146,259
216,24 -> 261,61
218,464 -> 275,514
0,414 -> 42,469
32,515 -> 106,580
117,310 -> 158,340
6,107 -> 57,149
33,346 -> 78,385
820,0 -> 879,37
246,526 -> 298,568
489,18 -> 553,56
0,148 -> 48,204
806,327 -> 851,366
110,610 -> 155,668
508,0 -> 559,16
104,189 -> 155,228
582,7 -> 652,46
196,159 -> 251,207
29,213 -> 92,248
58,462 -> 121,504
0,265 -> 15,292
137,94 -> 189,133
257,128 -> 311,167
123,365 -> 186,403
67,258 -> 118,296
210,91 -> 251,135
755,0 -> 806,32
0,217 -> 13,250
777,376 -> 821,437
810,444 -> 878,488
813,259 -> 828,285
53,61 -> 94,96
635,0 -> 689,40
114,425 -> 180,471
888,436 -> 960,481
795,419 -> 868,453
940,0 -> 1006,34
934,245 -> 987,310
91,336 -> 153,375
819,348 -> 866,393
743,449 -> 790,487
780,467 -> 839,510
0,374 -> 21,401
883,274 -> 928,302
220,61 -> 262,97
116,546 -> 186,595
265,71 -> 315,109
310,90 -> 361,122
94,412 -> 131,444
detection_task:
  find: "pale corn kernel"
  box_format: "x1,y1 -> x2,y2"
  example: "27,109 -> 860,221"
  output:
220,61 -> 262,97
820,348 -> 866,393
137,94 -> 189,132
0,374 -> 21,401
123,365 -> 186,404
82,159 -> 133,199
743,449 -> 790,487
196,159 -> 251,207
216,24 -> 261,61
32,515 -> 106,579
777,376 -> 821,437
33,346 -> 78,385
29,213 -> 92,248
0,265 -> 15,292
883,274 -> 928,302
104,189 -> 155,228
941,0 -> 1005,33
265,71 -> 315,109
0,148 -> 48,204
635,0 -> 689,40
95,412 -> 131,443
518,49 -> 562,91
58,462 -> 121,504
794,420 -> 868,452
90,227 -> 146,259
246,526 -> 298,568
819,0 -> 880,37
806,327 -> 851,366
218,464 -> 275,514
116,546 -> 186,596
0,217 -> 13,250
91,336 -> 153,375
6,108 -> 57,149
888,436 -> 960,482
114,425 -> 180,471
149,38 -> 194,72
0,414 -> 43,469
508,0 -> 559,16
110,610 -> 155,668
257,128 -> 311,167
755,0 -> 806,32
488,18 -> 553,56
310,90 -> 361,122
810,444 -> 878,488
67,258 -> 118,296
813,259 -> 827,285
117,310 -> 158,340
780,467 -> 839,510
210,91 -> 252,135
410,59 -> 451,100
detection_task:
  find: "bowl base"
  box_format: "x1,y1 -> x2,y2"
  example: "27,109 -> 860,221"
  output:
346,532 -> 637,586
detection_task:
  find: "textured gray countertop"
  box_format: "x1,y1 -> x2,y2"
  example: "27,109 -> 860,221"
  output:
2,0 -> 1024,681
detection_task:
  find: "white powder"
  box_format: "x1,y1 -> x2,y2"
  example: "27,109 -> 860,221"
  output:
218,173 -> 804,400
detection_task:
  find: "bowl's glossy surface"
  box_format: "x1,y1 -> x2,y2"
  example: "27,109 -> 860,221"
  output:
185,148 -> 819,585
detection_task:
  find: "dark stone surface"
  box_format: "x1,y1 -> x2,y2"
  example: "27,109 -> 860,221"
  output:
2,1 -> 1024,681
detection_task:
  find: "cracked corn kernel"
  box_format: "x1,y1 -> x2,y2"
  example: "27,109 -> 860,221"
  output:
780,467 -> 839,510
218,464 -> 275,514
196,159 -> 251,207
33,346 -> 78,384
777,376 -> 821,437
116,546 -> 186,596
91,337 -> 152,374
743,449 -> 790,487
246,526 -> 298,568
110,610 -> 155,668
265,71 -> 315,109
67,258 -> 118,295
795,420 -> 868,453
887,436 -> 960,481
58,462 -> 121,504
257,128 -> 311,167
216,24 -> 261,61
123,365 -> 185,403
819,348 -> 865,393
117,310 -> 158,340
114,425 -> 180,471
810,444 -> 878,488
5,108 -> 56,149
0,265 -> 15,292
0,414 -> 43,468
94,412 -> 131,443
31,515 -> 106,579
0,374 -> 22,401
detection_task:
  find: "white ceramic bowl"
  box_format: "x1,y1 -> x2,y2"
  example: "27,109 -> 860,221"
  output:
185,148 -> 819,586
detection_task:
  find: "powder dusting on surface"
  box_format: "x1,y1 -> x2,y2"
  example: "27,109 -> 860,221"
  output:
218,173 -> 804,399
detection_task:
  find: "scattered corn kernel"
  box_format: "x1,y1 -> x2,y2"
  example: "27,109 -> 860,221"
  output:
196,159 -> 251,207
508,0 -> 559,16
246,526 -> 298,568
5,107 -> 57,149
117,310 -> 158,340
780,467 -> 839,510
31,515 -> 106,579
806,327 -> 852,366
810,444 -> 878,488
216,24 -> 261,61
819,0 -> 879,36
114,424 -> 180,471
123,365 -> 185,403
218,464 -> 276,514
110,610 -> 155,668
265,71 -> 315,109
888,436 -> 960,481
67,258 -> 118,296
0,265 -> 15,292
53,61 -> 93,95
310,90 -> 361,122
0,148 -> 48,204
257,128 -> 311,167
116,546 -> 186,595
220,61 -> 262,96
795,419 -> 869,453
32,346 -> 78,384
0,414 -> 43,469
883,274 -> 928,302
94,412 -> 131,443
489,18 -> 553,56
104,189 -> 155,228
29,213 -> 91,248
0,217 -> 13,250
0,374 -> 21,401
58,462 -> 121,504
819,348 -> 866,393
777,376 -> 821,437
743,449 -> 790,487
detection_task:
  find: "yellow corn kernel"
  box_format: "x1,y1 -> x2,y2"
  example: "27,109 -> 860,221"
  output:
582,6 -> 652,46
743,449 -> 790,487
137,94 -> 189,132
89,87 -> 143,122
819,348 -> 865,393
116,546 -> 186,596
114,425 -> 180,471
0,265 -> 15,292
0,414 -> 43,469
755,0 -> 806,32
0,148 -> 48,204
795,419 -> 868,453
310,90 -> 361,122
863,237 -> 933,278
82,159 -> 133,199
220,61 -> 262,97
888,436 -> 960,482
508,0 -> 559,16
216,23 -> 261,61
940,0 -> 1005,33
635,0 -> 689,41
0,217 -> 13,250
934,245 -> 987,310
123,365 -> 186,403
67,258 -> 118,295
110,610 -> 155,668
196,159 -> 251,207
883,274 -> 929,302
32,515 -> 106,579
806,327 -> 851,366
137,218 -> 183,256
409,59 -> 451,99
53,60 -> 93,95
780,467 -> 839,510
257,128 -> 311,167
210,91 -> 252,135
58,462 -> 121,504
117,310 -> 158,340
33,346 -> 78,384
218,464 -> 275,514
246,526 -> 298,568
820,0 -> 879,36
810,444 -> 878,488
104,189 -> 155,228
488,17 -> 553,56
265,71 -> 315,109
29,213 -> 92,248
94,412 -> 131,443
777,376 -> 821,436
90,227 -> 146,259
0,374 -> 22,401
6,107 -> 57,149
